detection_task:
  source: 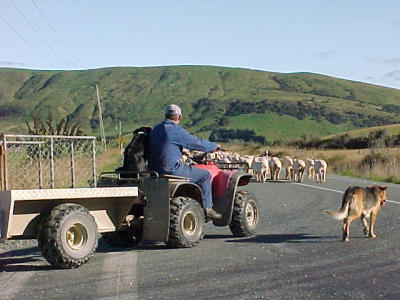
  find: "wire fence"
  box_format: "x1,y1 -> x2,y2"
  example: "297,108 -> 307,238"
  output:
0,134 -> 98,190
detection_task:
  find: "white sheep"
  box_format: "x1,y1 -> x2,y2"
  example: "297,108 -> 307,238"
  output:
269,157 -> 282,181
283,156 -> 294,181
240,155 -> 254,174
251,156 -> 269,182
305,158 -> 315,181
314,159 -> 328,183
293,158 -> 306,182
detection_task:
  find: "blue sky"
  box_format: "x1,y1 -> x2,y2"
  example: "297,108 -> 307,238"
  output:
1,0 -> 400,90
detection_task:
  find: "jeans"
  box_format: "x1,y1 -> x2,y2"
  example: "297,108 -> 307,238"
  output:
169,162 -> 213,209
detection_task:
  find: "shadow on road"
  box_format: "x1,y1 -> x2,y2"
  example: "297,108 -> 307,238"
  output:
251,179 -> 293,183
0,247 -> 53,272
96,238 -> 169,253
225,233 -> 338,244
204,234 -> 232,239
0,246 -> 38,258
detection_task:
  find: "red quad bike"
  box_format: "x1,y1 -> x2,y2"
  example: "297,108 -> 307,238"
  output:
97,153 -> 259,248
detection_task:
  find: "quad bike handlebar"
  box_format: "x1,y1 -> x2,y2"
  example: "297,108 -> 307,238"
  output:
183,146 -> 227,165
189,152 -> 208,164
184,150 -> 249,172
184,151 -> 217,165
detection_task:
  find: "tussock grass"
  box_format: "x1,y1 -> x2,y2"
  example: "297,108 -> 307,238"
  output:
96,146 -> 123,174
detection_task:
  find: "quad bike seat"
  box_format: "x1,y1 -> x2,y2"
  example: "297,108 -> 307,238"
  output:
159,174 -> 190,181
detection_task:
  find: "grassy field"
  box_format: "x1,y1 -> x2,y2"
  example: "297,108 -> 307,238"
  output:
227,113 -> 352,141
322,124 -> 400,140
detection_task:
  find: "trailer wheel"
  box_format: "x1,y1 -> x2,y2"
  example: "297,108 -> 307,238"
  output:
229,191 -> 259,237
38,203 -> 98,268
167,196 -> 204,248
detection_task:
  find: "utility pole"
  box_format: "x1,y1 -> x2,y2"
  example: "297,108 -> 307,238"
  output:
95,84 -> 106,150
119,120 -> 124,154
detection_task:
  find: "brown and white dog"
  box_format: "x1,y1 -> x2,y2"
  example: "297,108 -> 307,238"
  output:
325,185 -> 387,242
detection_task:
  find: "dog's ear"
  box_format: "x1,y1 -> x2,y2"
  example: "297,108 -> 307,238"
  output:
367,186 -> 379,194
379,186 -> 388,191
133,128 -> 142,134
133,126 -> 152,134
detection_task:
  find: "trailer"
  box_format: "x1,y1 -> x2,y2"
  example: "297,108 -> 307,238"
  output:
0,186 -> 139,266
0,134 -> 143,268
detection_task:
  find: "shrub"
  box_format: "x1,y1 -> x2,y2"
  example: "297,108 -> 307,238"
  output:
209,128 -> 269,145
360,153 -> 389,169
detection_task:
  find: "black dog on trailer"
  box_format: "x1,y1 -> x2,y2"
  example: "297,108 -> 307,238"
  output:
116,127 -> 152,175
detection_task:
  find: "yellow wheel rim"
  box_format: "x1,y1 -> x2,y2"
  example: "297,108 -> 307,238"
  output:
66,223 -> 88,250
182,212 -> 197,236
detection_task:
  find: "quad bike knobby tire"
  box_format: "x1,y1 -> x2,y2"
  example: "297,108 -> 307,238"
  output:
167,196 -> 205,248
229,191 -> 259,237
38,203 -> 98,268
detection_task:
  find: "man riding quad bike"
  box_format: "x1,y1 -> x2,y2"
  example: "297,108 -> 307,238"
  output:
99,148 -> 259,248
99,104 -> 259,247
99,144 -> 259,248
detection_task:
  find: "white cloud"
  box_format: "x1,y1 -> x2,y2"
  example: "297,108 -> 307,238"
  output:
315,50 -> 336,59
366,57 -> 400,65
383,70 -> 400,81
384,58 -> 400,65
364,76 -> 375,82
0,61 -> 26,68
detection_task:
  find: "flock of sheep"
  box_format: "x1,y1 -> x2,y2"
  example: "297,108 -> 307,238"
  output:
183,150 -> 328,184
249,155 -> 328,183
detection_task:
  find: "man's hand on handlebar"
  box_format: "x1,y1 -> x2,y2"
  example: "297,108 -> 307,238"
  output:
182,148 -> 191,156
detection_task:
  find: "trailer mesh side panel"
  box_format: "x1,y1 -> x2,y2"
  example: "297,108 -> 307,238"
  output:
0,134 -> 98,190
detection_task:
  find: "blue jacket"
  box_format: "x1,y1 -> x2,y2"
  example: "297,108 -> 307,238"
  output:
148,119 -> 217,174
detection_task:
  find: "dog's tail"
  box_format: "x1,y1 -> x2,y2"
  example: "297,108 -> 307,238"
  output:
325,187 -> 351,220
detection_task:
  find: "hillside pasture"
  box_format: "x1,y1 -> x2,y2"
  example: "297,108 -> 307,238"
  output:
1,66 -> 400,143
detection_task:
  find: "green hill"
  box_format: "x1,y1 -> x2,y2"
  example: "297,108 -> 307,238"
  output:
1,66 -> 400,142
322,124 -> 400,140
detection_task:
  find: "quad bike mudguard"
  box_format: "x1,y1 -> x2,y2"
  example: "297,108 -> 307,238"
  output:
194,164 -> 252,227
139,176 -> 203,242
212,172 -> 252,227
139,177 -> 170,242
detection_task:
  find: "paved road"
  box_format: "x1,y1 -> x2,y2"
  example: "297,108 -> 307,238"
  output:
1,174 -> 399,299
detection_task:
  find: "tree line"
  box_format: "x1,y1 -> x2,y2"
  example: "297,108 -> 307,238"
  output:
225,100 -> 396,127
210,128 -> 269,145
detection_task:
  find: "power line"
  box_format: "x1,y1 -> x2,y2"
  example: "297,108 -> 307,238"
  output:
8,0 -> 70,69
0,14 -> 58,68
31,0 -> 86,69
